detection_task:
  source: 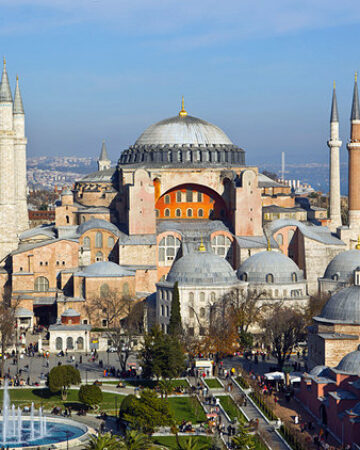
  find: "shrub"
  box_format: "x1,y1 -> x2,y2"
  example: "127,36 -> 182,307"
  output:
79,384 -> 103,408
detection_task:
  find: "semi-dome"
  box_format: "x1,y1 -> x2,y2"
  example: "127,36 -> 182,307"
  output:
135,115 -> 233,146
237,250 -> 304,284
335,345 -> 360,375
82,261 -> 134,278
315,285 -> 360,324
166,250 -> 240,286
323,250 -> 360,282
76,219 -> 121,237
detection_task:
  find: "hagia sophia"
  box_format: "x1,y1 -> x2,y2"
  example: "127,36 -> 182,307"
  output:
3,56 -> 360,376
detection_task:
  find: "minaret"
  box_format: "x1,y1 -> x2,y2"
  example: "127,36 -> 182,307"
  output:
327,81 -> 342,230
97,140 -> 111,171
0,58 -> 17,263
13,75 -> 29,232
347,73 -> 360,228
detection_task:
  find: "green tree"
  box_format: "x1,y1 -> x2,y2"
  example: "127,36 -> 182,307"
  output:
168,281 -> 182,336
48,365 -> 81,400
176,436 -> 210,450
158,379 -> 173,399
231,427 -> 255,449
120,389 -> 173,434
140,327 -> 185,379
79,384 -> 103,410
118,429 -> 156,449
85,432 -> 119,450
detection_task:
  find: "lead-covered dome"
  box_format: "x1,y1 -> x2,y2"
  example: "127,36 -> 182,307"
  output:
335,345 -> 360,375
323,250 -> 360,282
166,251 -> 240,286
315,285 -> 360,324
237,251 -> 304,284
82,261 -> 135,278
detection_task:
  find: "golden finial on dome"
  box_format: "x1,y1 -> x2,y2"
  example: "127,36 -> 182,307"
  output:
179,96 -> 188,117
356,72 -> 358,83
3,57 -> 6,68
267,237 -> 271,251
333,80 -> 336,89
356,235 -> 360,250
198,236 -> 206,252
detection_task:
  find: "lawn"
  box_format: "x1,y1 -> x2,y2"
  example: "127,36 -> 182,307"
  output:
218,395 -> 246,423
2,388 -> 125,414
204,378 -> 222,389
152,435 -> 212,449
168,396 -> 207,424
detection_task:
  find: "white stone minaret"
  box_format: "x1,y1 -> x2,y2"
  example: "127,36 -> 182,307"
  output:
327,82 -> 342,231
0,59 -> 28,264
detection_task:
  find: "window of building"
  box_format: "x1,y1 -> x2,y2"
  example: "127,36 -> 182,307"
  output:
199,327 -> 206,336
241,273 -> 247,281
56,337 -> 63,351
83,319 -> 88,325
19,267 -> 23,272
62,261 -> 65,266
45,262 -> 48,266
96,251 -> 103,262
332,273 -> 339,281
102,319 -> 108,328
166,306 -> 169,316
189,292 -> 194,303
123,282 -> 130,297
176,191 -> 182,202
211,235 -> 232,262
186,190 -> 193,202
266,273 -> 274,283
40,262 -> 43,266
35,276 -> 49,292
161,305 -> 164,316
155,209 -> 160,218
164,194 -> 170,204
198,209 -> 204,218
108,236 -> 115,248
66,215 -> 70,224
100,283 -> 110,298
209,209 -> 214,218
95,232 -> 103,248
175,209 -> 181,217
83,236 -> 90,248
200,292 -> 205,302
77,337 -> 84,350
66,337 -> 74,350
197,192 -> 203,202
200,307 -> 205,318
292,272 -> 297,282
164,208 -> 170,217
210,292 -> 216,302
158,235 -> 181,265
186,208 -> 193,217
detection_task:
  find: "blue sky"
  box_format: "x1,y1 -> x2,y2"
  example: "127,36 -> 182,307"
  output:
2,0 -> 360,167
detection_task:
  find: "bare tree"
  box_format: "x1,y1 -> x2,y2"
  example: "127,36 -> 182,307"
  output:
0,287 -> 18,377
86,290 -> 144,372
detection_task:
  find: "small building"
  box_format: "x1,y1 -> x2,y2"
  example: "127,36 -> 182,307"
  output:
49,309 -> 91,353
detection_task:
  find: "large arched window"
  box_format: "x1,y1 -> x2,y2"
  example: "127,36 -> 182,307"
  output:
176,191 -> 182,202
175,209 -> 182,217
95,232 -> 103,248
211,235 -> 233,262
198,209 -> 204,218
77,337 -> 84,350
100,283 -> 110,298
186,208 -> 193,218
108,236 -> 115,248
35,276 -> 49,292
158,235 -> 181,265
66,337 -> 74,350
164,208 -> 170,217
266,273 -> 274,284
96,251 -> 103,262
164,194 -> 170,204
83,236 -> 90,249
56,337 -> 63,351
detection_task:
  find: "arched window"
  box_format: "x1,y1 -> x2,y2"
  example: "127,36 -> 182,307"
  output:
198,209 -> 204,218
35,276 -> 49,292
164,208 -> 170,217
77,337 -> 84,350
292,272 -> 297,282
186,190 -> 193,202
175,209 -> 181,217
211,235 -> 233,262
108,236 -> 115,248
332,273 -> 339,281
200,292 -> 205,302
166,305 -> 169,316
96,251 -> 103,262
276,233 -> 283,245
266,273 -> 274,283
66,337 -> 74,350
241,273 -> 248,281
161,305 -> 165,316
186,208 -> 193,217
100,283 -> 110,298
66,215 -> 70,224
158,235 -> 181,265
83,236 -> 90,248
200,307 -> 205,318
56,337 -> 63,351
176,191 -> 182,202
164,194 -> 170,204
210,292 -> 216,302
95,232 -> 103,248
189,292 -> 194,304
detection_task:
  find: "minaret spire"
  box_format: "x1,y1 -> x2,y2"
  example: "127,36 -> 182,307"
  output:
327,81 -> 342,230
97,140 -> 111,171
0,57 -> 13,103
13,75 -> 24,114
351,72 -> 360,121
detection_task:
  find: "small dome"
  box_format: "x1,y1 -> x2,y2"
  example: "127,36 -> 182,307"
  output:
61,308 -> 80,317
309,365 -> 332,378
76,219 -> 120,237
166,251 -> 240,286
82,261 -> 134,277
323,250 -> 360,282
316,285 -> 360,324
237,251 -> 303,284
335,346 -> 360,374
135,115 -> 233,146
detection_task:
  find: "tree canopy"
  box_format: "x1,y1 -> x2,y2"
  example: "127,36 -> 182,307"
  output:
48,365 -> 81,400
168,282 -> 182,336
79,384 -> 103,408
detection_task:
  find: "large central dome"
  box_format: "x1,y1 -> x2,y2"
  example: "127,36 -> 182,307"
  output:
135,115 -> 233,146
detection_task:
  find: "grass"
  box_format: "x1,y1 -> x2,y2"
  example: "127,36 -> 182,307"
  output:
204,378 -> 222,389
2,388 -> 125,414
217,395 -> 246,423
101,379 -> 189,389
152,435 -> 212,449
168,396 -> 207,424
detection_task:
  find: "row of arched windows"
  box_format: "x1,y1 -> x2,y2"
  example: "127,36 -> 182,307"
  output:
188,292 -> 216,303
240,272 -> 298,283
163,208 -> 208,218
56,336 -> 84,351
164,191 -> 205,204
83,234 -> 115,249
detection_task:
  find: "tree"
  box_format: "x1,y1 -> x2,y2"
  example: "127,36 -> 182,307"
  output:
140,326 -> 185,379
86,289 -> 144,373
168,282 -> 182,336
262,304 -> 306,369
118,429 -> 156,450
176,436 -> 210,450
120,389 -> 173,434
79,384 -> 103,410
231,426 -> 256,449
85,433 -> 119,450
0,288 -> 18,378
48,365 -> 81,400
158,379 -> 173,399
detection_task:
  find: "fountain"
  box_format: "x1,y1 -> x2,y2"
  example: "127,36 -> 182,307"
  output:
0,382 -> 90,448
